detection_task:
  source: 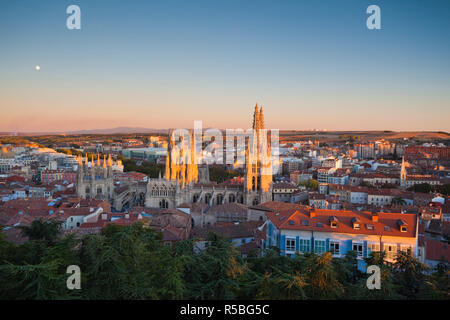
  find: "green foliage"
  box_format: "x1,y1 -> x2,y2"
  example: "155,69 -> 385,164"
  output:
1,220 -> 449,300
407,183 -> 450,196
19,219 -> 62,245
299,179 -> 319,190
408,183 -> 433,193
122,159 -> 165,178
208,166 -> 243,183
392,197 -> 407,206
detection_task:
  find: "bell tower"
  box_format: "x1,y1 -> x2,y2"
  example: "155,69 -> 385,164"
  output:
244,104 -> 273,205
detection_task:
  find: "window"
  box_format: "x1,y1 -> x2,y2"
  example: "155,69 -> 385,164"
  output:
286,238 -> 296,252
330,241 -> 340,255
384,244 -> 397,260
353,223 -> 360,230
353,242 -> 364,257
400,245 -> 412,256
368,243 -> 380,255
314,240 -> 326,254
400,226 -> 407,232
299,239 -> 310,253
331,221 -> 338,228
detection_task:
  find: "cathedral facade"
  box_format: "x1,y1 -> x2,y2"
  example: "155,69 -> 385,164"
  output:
145,105 -> 273,209
76,154 -> 115,201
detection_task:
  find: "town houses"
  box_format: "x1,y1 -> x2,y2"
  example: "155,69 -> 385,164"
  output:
0,108 -> 449,270
258,201 -> 418,271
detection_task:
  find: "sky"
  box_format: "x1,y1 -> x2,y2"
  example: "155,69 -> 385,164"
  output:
0,0 -> 449,132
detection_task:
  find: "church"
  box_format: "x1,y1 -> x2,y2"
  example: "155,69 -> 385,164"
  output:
76,154 -> 115,201
144,105 -> 274,209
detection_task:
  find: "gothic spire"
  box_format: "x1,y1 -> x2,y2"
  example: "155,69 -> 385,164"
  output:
259,106 -> 265,129
252,103 -> 260,130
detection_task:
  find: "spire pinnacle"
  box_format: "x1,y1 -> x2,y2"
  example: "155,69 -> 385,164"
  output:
253,103 -> 260,130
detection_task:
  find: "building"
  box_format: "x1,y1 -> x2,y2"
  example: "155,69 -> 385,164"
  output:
290,171 -> 313,185
272,182 -> 299,202
192,221 -> 263,252
261,202 -> 418,271
400,157 -> 441,188
76,154 -> 114,201
145,105 -> 273,208
317,167 -> 334,183
41,169 -> 77,184
121,147 -> 167,162
367,189 -> 393,206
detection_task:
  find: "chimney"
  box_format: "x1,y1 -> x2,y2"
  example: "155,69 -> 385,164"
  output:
310,208 -> 316,218
371,211 -> 379,222
101,213 -> 108,220
125,213 -> 130,220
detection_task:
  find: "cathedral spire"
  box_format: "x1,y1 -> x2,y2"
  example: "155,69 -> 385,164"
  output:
103,154 -> 107,168
252,103 -> 260,130
107,154 -> 112,167
259,106 -> 265,130
97,153 -> 101,167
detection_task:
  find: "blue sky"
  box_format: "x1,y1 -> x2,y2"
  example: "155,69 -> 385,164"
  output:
0,0 -> 449,132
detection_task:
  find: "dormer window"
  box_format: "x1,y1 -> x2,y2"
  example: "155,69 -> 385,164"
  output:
352,217 -> 361,230
329,216 -> 338,228
397,219 -> 408,232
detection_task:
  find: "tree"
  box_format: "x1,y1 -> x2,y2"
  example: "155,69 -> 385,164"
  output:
181,232 -> 243,300
354,251 -> 403,300
392,197 -> 406,206
80,223 -> 185,299
407,183 -> 432,194
299,179 -> 319,190
332,250 -> 364,299
428,258 -> 450,299
0,234 -> 81,300
392,251 -> 433,299
19,219 -> 62,245
304,252 -> 344,299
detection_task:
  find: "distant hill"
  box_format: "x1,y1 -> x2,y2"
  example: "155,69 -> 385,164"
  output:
66,127 -> 169,134
0,129 -> 448,138
0,127 -> 169,136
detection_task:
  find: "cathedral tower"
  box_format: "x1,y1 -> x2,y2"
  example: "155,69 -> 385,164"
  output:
244,104 -> 273,205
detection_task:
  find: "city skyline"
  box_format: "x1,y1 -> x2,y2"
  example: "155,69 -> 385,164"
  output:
1,0 -> 450,132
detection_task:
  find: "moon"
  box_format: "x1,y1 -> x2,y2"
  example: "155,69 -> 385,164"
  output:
35,65 -> 40,71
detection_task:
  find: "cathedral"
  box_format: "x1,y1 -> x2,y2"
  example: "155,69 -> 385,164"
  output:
76,154 -> 115,201
145,105 -> 274,209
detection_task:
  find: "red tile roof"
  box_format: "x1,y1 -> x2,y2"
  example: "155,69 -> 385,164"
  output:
261,201 -> 417,238
424,239 -> 450,262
